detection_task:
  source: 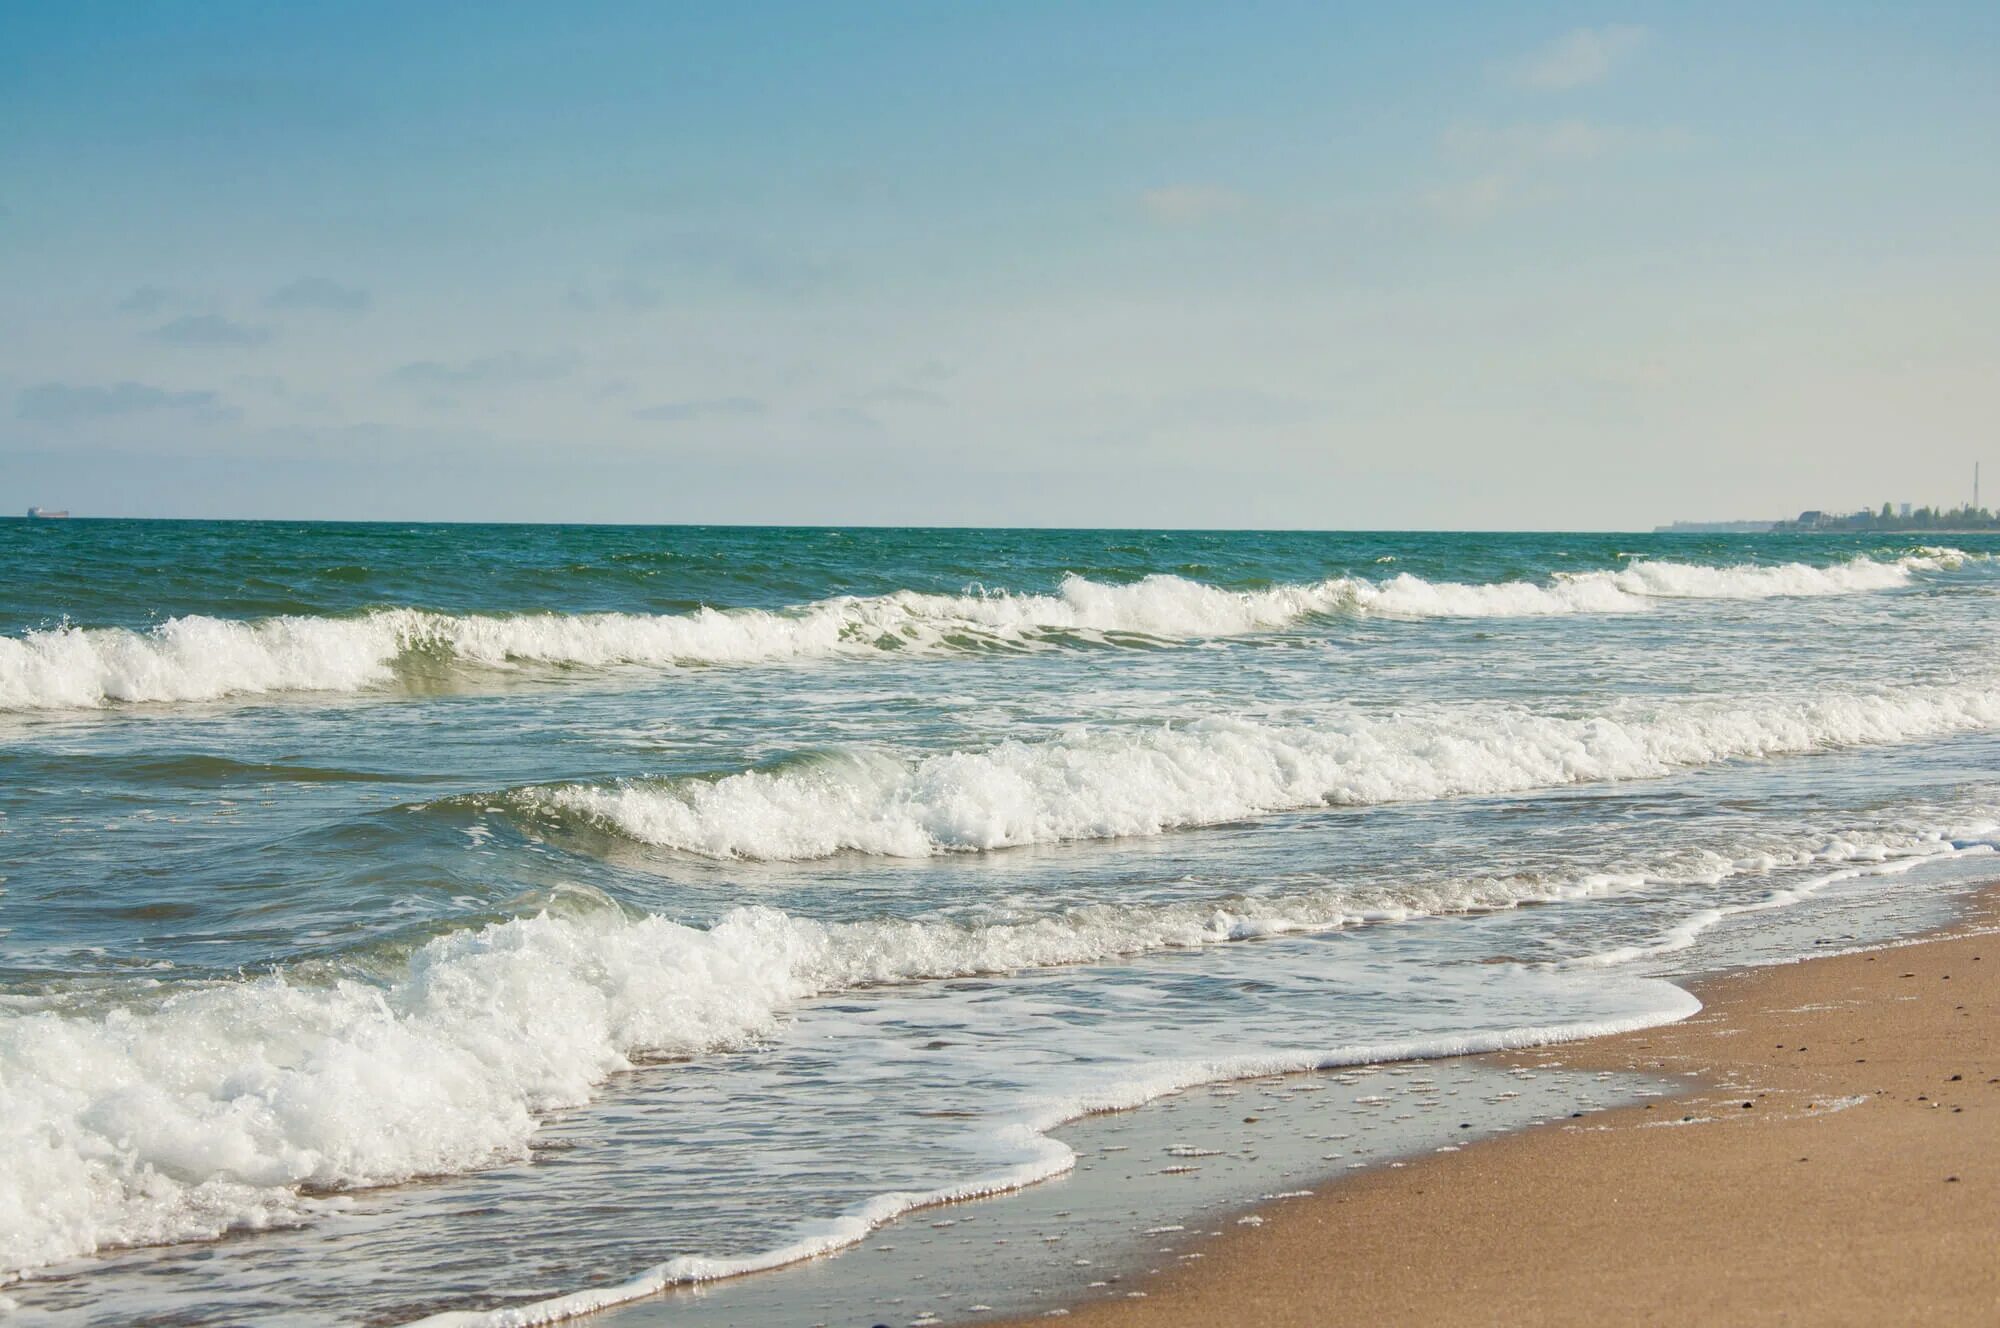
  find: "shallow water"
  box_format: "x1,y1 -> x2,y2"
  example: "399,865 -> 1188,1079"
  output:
3,521 -> 1997,1324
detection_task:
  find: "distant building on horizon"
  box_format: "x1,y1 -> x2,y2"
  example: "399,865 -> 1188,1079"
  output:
1770,502 -> 1997,533
1658,499 -> 1998,533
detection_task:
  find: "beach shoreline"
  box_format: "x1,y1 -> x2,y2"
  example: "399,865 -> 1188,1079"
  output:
1001,886 -> 2000,1326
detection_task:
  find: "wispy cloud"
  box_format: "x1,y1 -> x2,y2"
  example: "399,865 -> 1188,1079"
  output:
152,313 -> 272,347
387,352 -> 578,389
18,381 -> 222,423
266,277 -> 371,313
633,396 -> 765,422
1428,118 -> 1687,220
1138,184 -> 1249,225
1507,25 -> 1650,91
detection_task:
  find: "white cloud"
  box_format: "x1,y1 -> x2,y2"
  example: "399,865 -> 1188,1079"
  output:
1508,25 -> 1650,91
1138,185 -> 1248,225
1428,119 -> 1689,221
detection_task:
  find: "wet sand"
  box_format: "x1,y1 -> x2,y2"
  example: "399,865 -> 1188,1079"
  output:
1014,888 -> 2000,1326
587,1051 -> 1651,1328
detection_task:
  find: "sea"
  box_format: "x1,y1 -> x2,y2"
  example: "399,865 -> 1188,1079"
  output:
3,520 -> 1998,1325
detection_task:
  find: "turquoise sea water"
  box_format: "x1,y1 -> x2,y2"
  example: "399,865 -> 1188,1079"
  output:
4,520 -> 1998,1323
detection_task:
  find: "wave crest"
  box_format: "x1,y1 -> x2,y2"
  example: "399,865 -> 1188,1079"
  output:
519,683 -> 2000,860
0,550 -> 1965,710
9,817 -> 1982,1290
0,880 -> 1580,1279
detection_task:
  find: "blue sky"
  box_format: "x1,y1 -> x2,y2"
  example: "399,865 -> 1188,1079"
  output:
3,2 -> 1996,526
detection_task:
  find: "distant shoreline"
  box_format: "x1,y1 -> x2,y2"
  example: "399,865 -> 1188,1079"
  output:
8,514 -> 2000,537
1658,525 -> 2000,536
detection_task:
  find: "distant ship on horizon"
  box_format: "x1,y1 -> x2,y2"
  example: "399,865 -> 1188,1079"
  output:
27,506 -> 70,519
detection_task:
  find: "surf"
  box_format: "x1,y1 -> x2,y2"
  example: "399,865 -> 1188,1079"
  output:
0,550 -> 1969,712
505,680 -> 2000,860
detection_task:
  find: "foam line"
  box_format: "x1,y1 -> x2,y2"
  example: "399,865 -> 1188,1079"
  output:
4,825 -> 1981,1286
1574,840 -> 1998,967
403,994 -> 1706,1328
0,549 -> 1968,710
518,683 -> 2000,860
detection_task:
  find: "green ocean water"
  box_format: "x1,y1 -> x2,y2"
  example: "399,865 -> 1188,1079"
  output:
4,519 -> 1999,1324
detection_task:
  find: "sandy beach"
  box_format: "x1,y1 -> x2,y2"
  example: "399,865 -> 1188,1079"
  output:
1017,888 -> 2000,1327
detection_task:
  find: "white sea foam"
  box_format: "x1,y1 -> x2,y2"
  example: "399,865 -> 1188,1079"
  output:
0,550 -> 1968,710
0,873 -> 1683,1286
523,682 -> 2000,860
1574,837 -> 1997,968
6,807 -> 1966,1314
402,990 -> 1703,1328
1356,548 -> 1957,616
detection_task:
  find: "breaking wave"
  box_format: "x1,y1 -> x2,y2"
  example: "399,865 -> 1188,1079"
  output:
515,681 -> 2000,860
7,817 -> 1984,1302
0,879 -> 1627,1282
0,549 -> 1969,711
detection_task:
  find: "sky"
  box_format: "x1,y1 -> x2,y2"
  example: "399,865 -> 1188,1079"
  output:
3,1 -> 1997,528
